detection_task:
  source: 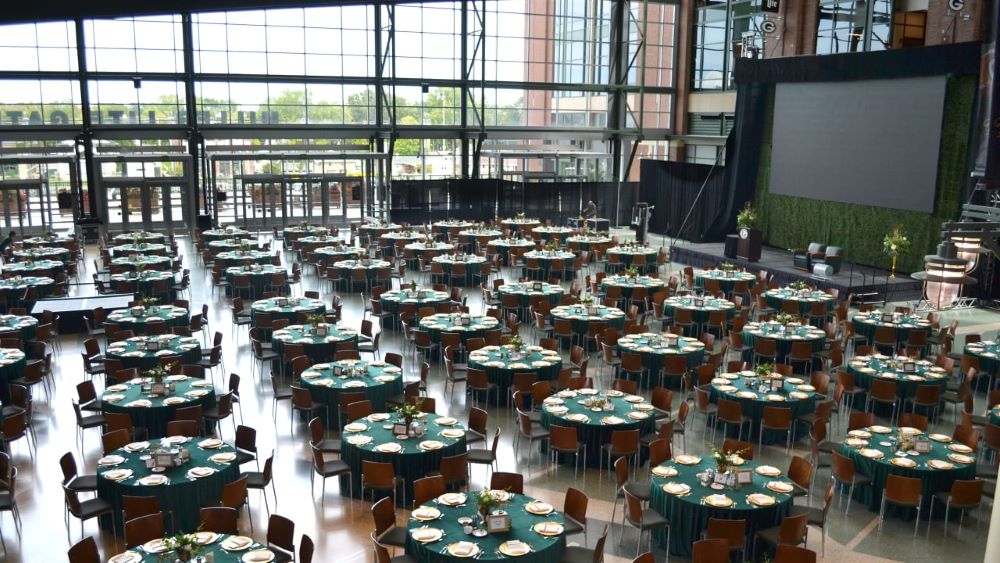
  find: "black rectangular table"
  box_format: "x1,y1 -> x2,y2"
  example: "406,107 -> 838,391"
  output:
568,217 -> 611,232
32,294 -> 133,333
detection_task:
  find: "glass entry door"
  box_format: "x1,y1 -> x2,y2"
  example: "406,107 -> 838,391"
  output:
103,180 -> 189,234
229,174 -> 361,229
0,181 -> 51,234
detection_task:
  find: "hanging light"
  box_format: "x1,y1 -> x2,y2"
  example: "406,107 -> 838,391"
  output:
948,234 -> 985,273
911,241 -> 977,309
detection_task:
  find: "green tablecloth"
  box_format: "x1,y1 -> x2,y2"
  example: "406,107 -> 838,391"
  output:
616,333 -> 704,386
0,315 -> 38,341
458,230 -> 503,253
332,259 -> 391,290
300,359 -> 405,428
202,228 -> 252,241
709,372 -> 817,442
606,246 -> 657,274
521,251 -> 575,282
295,235 -> 342,253
764,289 -> 836,318
489,239 -> 535,265
600,275 -> 666,300
650,458 -> 794,556
2,259 -> 65,276
663,297 -> 736,327
405,492 -> 566,563
0,347 -> 27,404
97,437 -> 240,534
251,297 -> 325,326
101,374 -> 217,438
126,533 -> 290,563
418,314 -> 501,344
431,255 -> 485,286
224,265 -> 285,298
990,406 -> 1000,425
206,239 -> 255,253
964,340 -> 1000,376
105,335 -> 203,370
110,256 -> 172,271
113,232 -> 165,245
0,276 -> 53,308
740,321 -> 826,362
272,323 -> 359,363
215,250 -> 272,267
852,312 -> 934,347
694,270 -> 757,295
846,355 -> 949,407
540,389 -> 656,468
358,223 -> 403,239
549,305 -> 626,337
501,219 -> 541,231
106,305 -> 190,335
109,243 -> 168,257
839,426 -> 977,515
380,288 -> 451,317
21,235 -> 74,248
314,246 -> 366,263
565,236 -> 612,252
381,232 -> 429,256
13,247 -> 70,263
340,412 -> 468,505
433,221 -> 476,234
283,225 -> 328,245
404,242 -> 456,260
496,282 -> 564,315
109,271 -> 177,301
532,226 -> 575,244
468,345 -> 563,405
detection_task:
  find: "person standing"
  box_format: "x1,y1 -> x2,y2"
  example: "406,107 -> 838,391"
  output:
581,200 -> 597,219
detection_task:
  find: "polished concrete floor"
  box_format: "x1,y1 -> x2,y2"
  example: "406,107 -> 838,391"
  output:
1,229 -> 993,563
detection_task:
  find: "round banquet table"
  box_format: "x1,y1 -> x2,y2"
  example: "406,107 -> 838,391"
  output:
964,339 -> 1000,377
405,491 -> 566,563
565,235 -> 612,253
467,345 -> 563,405
616,333 -> 704,386
839,425 -> 977,515
550,305 -> 626,342
358,223 -> 403,238
431,255 -> 485,286
0,276 -> 53,306
106,305 -> 190,334
431,220 -> 476,235
112,231 -> 166,245
540,388 -> 655,468
109,255 -> 171,272
0,314 -> 38,341
852,311 -> 933,349
104,335 -> 203,370
332,259 -> 391,291
532,226 -> 575,244
12,246 -> 70,263
606,246 -> 658,274
250,296 -> 326,326
108,243 -> 168,257
990,405 -> 1000,425
2,259 -> 65,276
740,321 -> 827,363
846,354 -> 949,407
522,250 -> 575,282
21,235 -> 75,249
224,265 -> 285,299
300,359 -> 404,428
600,275 -> 666,300
283,225 -> 328,245
709,371 -> 817,442
205,239 -> 257,254
649,456 -> 795,556
271,323 -> 359,363
694,269 -> 757,295
404,241 -> 455,258
418,314 -> 500,344
215,250 -> 272,267
101,374 -> 217,438
380,231 -> 429,255
663,296 -> 736,335
295,235 -> 341,254
501,218 -> 541,232
314,245 -> 366,263
379,288 -> 451,318
201,227 -> 252,241
496,282 -> 564,315
489,238 -> 536,266
0,347 -> 27,403
109,270 -> 177,301
121,533 -> 291,563
340,412 -> 468,506
458,229 -> 503,253
96,436 -> 240,534
764,288 -> 836,319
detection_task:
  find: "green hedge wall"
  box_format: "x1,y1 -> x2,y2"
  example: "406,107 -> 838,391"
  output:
753,74 -> 975,273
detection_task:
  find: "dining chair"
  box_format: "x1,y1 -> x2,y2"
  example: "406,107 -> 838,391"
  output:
266,513 -> 296,560
704,517 -> 747,560
310,444 -> 352,506
774,545 -> 818,563
242,450 -> 276,515
562,487 -> 589,545
468,427 -> 501,483
362,460 -> 405,508
830,451 -> 872,515
548,425 -> 587,478
67,537 -> 100,563
928,479 -> 985,537
372,533 -> 418,563
878,474 -> 923,536
371,496 -> 407,548
412,475 -> 447,508
219,475 -> 252,533
199,506 -> 239,535
621,488 -> 670,557
557,523 -> 607,563
753,512 -> 808,555
489,472 -> 524,494
691,538 -> 729,563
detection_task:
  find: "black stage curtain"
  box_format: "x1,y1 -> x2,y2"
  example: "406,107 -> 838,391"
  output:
639,159 -> 727,242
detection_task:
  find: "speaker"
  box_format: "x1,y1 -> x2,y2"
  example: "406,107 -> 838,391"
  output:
812,264 -> 833,279
724,234 -> 739,259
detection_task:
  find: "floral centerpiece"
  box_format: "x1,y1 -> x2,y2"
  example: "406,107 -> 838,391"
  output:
790,279 -> 811,291
623,265 -> 640,279
393,400 -> 423,428
143,363 -> 172,384
475,488 -> 509,518
238,239 -> 251,253
882,224 -> 910,278
306,313 -> 325,328
164,531 -> 203,562
773,312 -> 796,325
508,334 -> 524,352
711,444 -> 750,474
544,242 -> 557,252
736,203 -> 757,230
755,362 -> 774,380
43,229 -> 55,240
719,262 -> 738,272
515,212 -> 526,220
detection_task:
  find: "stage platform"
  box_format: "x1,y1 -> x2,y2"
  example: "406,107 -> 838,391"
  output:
32,293 -> 133,334
669,241 -> 925,303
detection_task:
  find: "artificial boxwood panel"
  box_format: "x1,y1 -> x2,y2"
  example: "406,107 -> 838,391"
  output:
752,74 -> 975,274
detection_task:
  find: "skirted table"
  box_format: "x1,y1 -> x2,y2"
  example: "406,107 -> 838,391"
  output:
21,235 -> 75,249
709,371 -> 817,442
846,355 -> 949,409
205,239 -> 256,254
295,235 -> 343,254
110,256 -> 172,272
404,241 -> 455,259
112,231 -> 166,245
568,217 -> 610,232
224,265 -> 286,299
431,220 -> 475,235
522,250 -> 575,282
109,270 -> 177,302
97,436 -> 240,534
272,324 -> 359,364
616,333 -> 704,388
467,345 -> 562,406
431,255 -> 485,286
606,246 -> 658,275
0,276 -> 53,308
488,239 -> 536,266
108,243 -> 169,257
215,250 -> 272,268
340,412 -> 467,506
12,246 -> 71,263
106,305 -> 190,335
839,425 -> 977,515
540,388 -> 655,468
600,275 -> 666,300
852,311 -> 933,349
201,227 -> 252,242
0,314 -> 38,341
123,533 -> 290,563
764,288 -> 836,319
501,218 -> 541,233
565,235 -> 612,253
458,229 -> 503,253
695,270 -> 757,296
251,297 -> 326,326
550,305 -> 626,345
358,223 -> 403,239
663,296 -> 736,337
532,226 -> 575,244
990,405 -> 1000,425
964,339 -> 1000,378
300,359 -> 404,428
331,259 -> 391,292
283,225 -> 329,245
379,288 -> 451,319
741,321 -> 827,363
2,259 -> 65,277
101,374 -> 217,438
0,347 -> 27,403
650,457 -> 795,557
380,231 -> 429,255
405,491 -> 566,563
418,314 -> 500,344
496,282 -> 564,318
105,335 -> 203,370
314,245 -> 366,264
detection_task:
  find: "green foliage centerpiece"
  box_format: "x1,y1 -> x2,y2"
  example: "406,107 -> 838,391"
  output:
711,444 -> 750,475
882,224 -> 910,278
475,488 -> 509,518
736,203 -> 757,230
393,399 -> 424,429
623,265 -> 640,279
164,531 -> 203,562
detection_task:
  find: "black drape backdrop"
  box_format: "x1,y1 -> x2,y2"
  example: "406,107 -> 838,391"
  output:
638,159 -> 728,242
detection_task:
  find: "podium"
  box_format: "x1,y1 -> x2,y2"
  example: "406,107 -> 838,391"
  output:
736,228 -> 762,261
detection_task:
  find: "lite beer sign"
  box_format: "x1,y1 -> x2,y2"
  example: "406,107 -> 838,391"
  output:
761,0 -> 780,13
0,109 -> 282,126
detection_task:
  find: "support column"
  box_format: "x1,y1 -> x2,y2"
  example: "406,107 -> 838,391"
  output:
74,18 -> 99,223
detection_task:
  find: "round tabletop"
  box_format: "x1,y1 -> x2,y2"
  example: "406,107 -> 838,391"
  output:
0,347 -> 27,403
117,533 -> 289,563
565,235 -> 612,249
541,388 -> 656,467
709,371 -> 817,441
109,243 -> 169,257
523,250 -> 575,262
468,345 -> 563,404
532,226 -> 575,243
314,246 -> 366,262
381,231 -> 428,243
851,311 -> 933,345
649,457 -> 796,556
96,436 -> 240,534
0,275 -> 53,297
418,313 -> 500,342
105,335 -> 203,370
113,231 -> 165,244
432,220 -> 476,232
358,223 -> 403,236
272,323 -> 359,363
458,229 -> 503,240
21,235 -> 74,248
617,333 -> 705,379
205,239 -> 254,252
251,297 -> 325,325
695,269 -> 757,294
664,296 -> 736,325
740,320 -> 827,361
497,282 -> 564,310
380,288 -> 451,315
489,238 -> 535,250
110,256 -> 172,271
965,339 -> 1000,376
215,250 -> 272,267
2,259 -> 65,275
106,305 -> 190,334
846,354 -> 949,403
101,374 -> 217,438
764,288 -> 836,316
13,247 -> 71,262
0,314 -> 38,341
405,491 -> 566,563
432,255 -> 487,267
296,235 -> 341,248
300,359 -> 405,427
550,304 -> 626,334
601,275 -> 665,299
201,227 -> 252,240
405,242 -> 456,256
283,225 -> 329,241
501,218 -> 541,229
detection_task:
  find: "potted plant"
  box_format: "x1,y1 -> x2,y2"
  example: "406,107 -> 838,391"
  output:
882,224 -> 910,278
736,203 -> 758,230
164,532 -> 203,562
